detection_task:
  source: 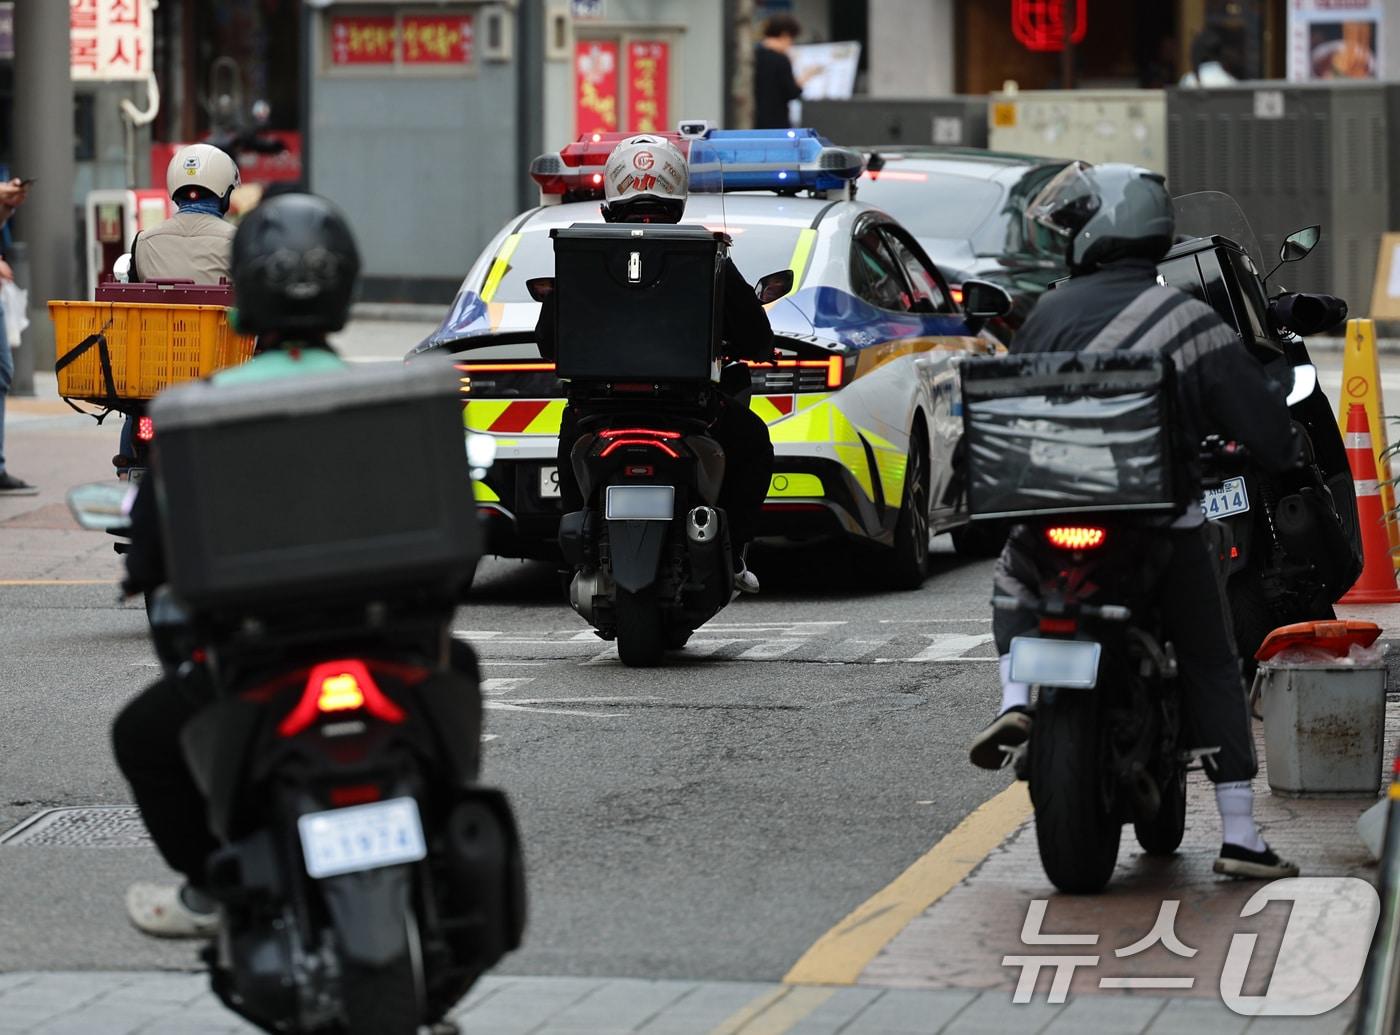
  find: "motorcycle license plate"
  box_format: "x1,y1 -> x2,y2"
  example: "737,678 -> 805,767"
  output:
297,797 -> 427,880
1009,636 -> 1101,689
605,484 -> 675,521
539,465 -> 561,499
1200,477 -> 1249,520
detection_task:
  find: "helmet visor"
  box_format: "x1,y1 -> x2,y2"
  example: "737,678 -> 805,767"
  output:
1025,160 -> 1099,242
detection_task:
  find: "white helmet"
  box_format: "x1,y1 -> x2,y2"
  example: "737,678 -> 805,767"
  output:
602,134 -> 688,222
166,143 -> 240,211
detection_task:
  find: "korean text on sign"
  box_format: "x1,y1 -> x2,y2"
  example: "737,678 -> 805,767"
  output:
626,41 -> 669,134
70,0 -> 152,81
331,15 -> 396,65
403,16 -> 473,64
575,40 -> 619,135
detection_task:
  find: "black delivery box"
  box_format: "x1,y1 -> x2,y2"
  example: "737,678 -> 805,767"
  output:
959,351 -> 1183,520
148,358 -> 480,609
550,224 -> 726,382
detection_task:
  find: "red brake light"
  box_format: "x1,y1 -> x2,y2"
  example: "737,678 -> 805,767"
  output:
742,356 -> 847,389
278,659 -> 406,738
1044,526 -> 1107,551
598,428 -> 681,440
329,784 -> 383,807
600,438 -> 680,459
135,416 -> 155,442
1039,617 -> 1078,634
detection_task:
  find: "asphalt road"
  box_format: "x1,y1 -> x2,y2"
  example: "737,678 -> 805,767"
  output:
0,333 -> 1389,987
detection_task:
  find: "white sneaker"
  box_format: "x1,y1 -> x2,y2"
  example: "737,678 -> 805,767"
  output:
125,882 -> 220,939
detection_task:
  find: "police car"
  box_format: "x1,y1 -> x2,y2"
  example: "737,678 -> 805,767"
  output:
411,128 -> 1011,587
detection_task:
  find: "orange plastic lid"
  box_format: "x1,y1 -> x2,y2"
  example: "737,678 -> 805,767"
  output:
1254,620 -> 1382,661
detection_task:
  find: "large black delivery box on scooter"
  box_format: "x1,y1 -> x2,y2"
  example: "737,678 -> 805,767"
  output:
148,358 -> 480,610
549,224 -> 725,383
959,351 -> 1186,520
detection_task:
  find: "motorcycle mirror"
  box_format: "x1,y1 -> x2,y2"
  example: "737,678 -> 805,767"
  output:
755,269 -> 795,304
66,482 -> 134,531
526,276 -> 555,303
1285,363 -> 1318,407
1281,226 -> 1321,263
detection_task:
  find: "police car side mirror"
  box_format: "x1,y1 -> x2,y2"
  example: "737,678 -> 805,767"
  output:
755,269 -> 795,304
960,279 -> 1012,321
526,276 -> 555,302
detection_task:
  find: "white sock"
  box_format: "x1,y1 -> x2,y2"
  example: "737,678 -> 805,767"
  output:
999,654 -> 1030,715
1216,781 -> 1266,852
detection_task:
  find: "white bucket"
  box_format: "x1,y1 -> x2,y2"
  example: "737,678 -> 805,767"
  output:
1257,662 -> 1387,796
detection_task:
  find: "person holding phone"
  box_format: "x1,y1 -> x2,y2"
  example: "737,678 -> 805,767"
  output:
0,175 -> 35,495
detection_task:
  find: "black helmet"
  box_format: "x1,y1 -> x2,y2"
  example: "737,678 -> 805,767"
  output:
231,193 -> 360,335
1027,162 -> 1174,273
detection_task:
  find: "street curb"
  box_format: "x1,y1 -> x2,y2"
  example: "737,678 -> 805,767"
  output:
350,302 -> 447,322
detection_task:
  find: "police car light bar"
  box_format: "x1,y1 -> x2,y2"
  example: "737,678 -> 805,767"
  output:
529,126 -> 864,203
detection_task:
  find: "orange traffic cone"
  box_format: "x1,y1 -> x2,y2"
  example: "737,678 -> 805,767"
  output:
1340,403 -> 1400,603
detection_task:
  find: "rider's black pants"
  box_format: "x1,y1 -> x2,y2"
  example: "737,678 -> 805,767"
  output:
991,522 -> 1258,784
556,399 -> 774,553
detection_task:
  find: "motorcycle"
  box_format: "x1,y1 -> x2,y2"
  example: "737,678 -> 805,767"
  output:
534,223 -> 794,667
66,363 -> 524,1034
1161,193 -> 1360,674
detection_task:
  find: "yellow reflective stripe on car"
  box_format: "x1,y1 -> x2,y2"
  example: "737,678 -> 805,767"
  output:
769,473 -> 824,497
473,480 -> 500,502
464,400 -> 511,432
480,234 -> 523,303
751,394 -> 796,424
854,335 -> 987,379
464,398 -> 566,436
786,228 -> 817,295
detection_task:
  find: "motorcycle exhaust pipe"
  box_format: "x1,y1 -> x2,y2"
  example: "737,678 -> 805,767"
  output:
687,506 -> 720,544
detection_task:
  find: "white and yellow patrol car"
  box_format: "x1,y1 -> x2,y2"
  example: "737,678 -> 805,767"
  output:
411,129 -> 1009,587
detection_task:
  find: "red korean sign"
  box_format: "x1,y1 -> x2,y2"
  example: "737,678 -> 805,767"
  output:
70,0 -> 152,81
625,41 -> 669,133
150,132 -> 304,191
403,14 -> 474,65
330,14 -> 396,65
575,40 -> 620,135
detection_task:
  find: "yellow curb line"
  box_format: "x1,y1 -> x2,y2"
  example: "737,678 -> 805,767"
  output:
782,781 -> 1032,987
707,986 -> 834,1035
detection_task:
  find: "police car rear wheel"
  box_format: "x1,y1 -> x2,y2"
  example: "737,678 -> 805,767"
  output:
878,438 -> 929,590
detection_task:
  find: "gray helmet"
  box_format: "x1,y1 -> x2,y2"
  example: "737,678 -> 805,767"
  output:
1027,161 -> 1174,273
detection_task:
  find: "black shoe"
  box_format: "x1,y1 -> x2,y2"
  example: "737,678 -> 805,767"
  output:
1214,842 -> 1300,879
0,473 -> 37,496
969,706 -> 1033,770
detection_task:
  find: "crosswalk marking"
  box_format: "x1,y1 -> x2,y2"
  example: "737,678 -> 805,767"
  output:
814,636 -> 895,662
482,677 -> 535,696
736,639 -> 805,660
878,632 -> 997,664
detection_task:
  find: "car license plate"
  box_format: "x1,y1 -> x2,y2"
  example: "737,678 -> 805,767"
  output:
297,797 -> 427,880
605,484 -> 675,521
1009,636 -> 1101,689
539,465 -> 561,499
1201,477 -> 1249,520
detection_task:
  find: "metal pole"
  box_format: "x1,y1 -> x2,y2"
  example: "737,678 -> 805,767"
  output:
731,0 -> 755,130
12,0 -> 77,393
1060,0 -> 1076,90
515,0 -> 544,214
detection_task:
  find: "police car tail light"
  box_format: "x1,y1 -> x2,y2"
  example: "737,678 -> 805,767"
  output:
746,355 -> 850,392
277,659 -> 406,738
1044,526 -> 1107,551
135,416 -> 156,442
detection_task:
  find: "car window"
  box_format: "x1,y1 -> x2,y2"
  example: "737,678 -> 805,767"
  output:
856,169 -> 1003,241
851,226 -> 913,312
879,227 -> 951,313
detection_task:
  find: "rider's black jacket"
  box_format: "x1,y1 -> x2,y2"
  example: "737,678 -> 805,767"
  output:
1012,259 -> 1300,484
534,257 -> 776,364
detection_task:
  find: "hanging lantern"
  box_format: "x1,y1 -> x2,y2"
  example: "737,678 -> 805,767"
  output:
1011,0 -> 1088,52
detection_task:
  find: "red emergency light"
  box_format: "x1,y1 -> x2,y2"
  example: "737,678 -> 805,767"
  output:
1012,0 -> 1087,52
530,131 -> 686,201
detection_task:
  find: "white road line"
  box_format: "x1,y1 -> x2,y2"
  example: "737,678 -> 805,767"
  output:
583,647 -> 619,666
878,618 -> 993,624
879,632 -> 996,663
479,660 -> 549,667
681,638 -> 741,656
736,639 -> 806,660
481,677 -> 534,696
813,636 -> 895,662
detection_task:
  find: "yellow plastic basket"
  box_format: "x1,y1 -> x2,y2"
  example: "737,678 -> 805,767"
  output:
50,300 -> 255,404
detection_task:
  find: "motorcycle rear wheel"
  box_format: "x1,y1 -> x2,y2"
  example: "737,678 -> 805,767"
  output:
1029,690 -> 1121,894
1133,764 -> 1187,856
341,952 -> 421,1035
616,587 -> 665,667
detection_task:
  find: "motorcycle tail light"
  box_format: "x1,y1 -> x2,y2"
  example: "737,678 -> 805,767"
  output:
278,659 -> 406,738
1044,526 -> 1107,551
135,416 -> 156,442
1039,617 -> 1078,634
329,784 -> 382,807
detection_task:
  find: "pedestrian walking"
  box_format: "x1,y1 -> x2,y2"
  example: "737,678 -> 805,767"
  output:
753,14 -> 821,130
0,176 -> 35,496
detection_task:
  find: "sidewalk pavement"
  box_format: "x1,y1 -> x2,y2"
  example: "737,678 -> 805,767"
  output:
0,970 -> 1355,1035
